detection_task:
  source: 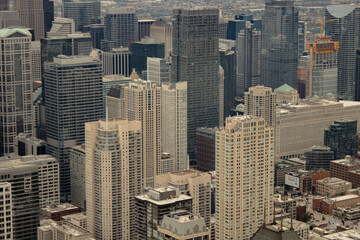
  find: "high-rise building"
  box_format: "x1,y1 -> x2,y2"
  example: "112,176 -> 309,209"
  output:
261,0 -> 298,90
172,8 -> 220,158
150,19 -> 172,59
31,41 -> 42,82
130,38 -> 165,77
70,145 -> 86,210
216,116 -> 274,240
226,14 -> 262,40
138,19 -> 155,40
85,119 -> 142,239
161,82 -> 188,171
0,28 -> 34,156
13,0 -> 54,40
298,21 -> 306,58
155,170 -> 212,227
244,86 -> 276,127
219,66 -> 225,127
44,55 -> 103,201
0,11 -> 19,28
147,57 -> 170,84
63,1 -> 100,32
107,80 -> 161,187
305,146 -> 334,171
324,119 -> 358,160
135,187 -> 193,239
102,8 -> 138,50
0,0 -> 8,10
306,36 -> 339,97
356,49 -> 360,101
0,182 -> 12,239
47,17 -> 75,38
83,24 -> 104,49
220,48 -> 236,118
101,47 -> 132,76
0,164 -> 39,239
237,27 -> 261,97
196,127 -> 217,172
325,5 -> 360,100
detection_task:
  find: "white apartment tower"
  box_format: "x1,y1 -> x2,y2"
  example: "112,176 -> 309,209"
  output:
161,82 -> 187,171
85,119 -> 142,239
244,85 -> 276,127
215,116 -> 274,240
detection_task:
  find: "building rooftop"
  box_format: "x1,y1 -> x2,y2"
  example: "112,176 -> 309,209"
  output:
330,194 -> 359,202
275,84 -> 296,93
332,156 -> 359,166
136,187 -> 192,205
0,28 -> 31,37
41,203 -> 79,213
52,55 -> 96,65
0,154 -> 57,167
317,177 -> 351,186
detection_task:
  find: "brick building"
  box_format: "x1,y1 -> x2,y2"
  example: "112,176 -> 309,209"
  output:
313,194 -> 360,214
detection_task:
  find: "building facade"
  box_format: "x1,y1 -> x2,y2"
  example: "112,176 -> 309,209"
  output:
196,127 -> 217,172
101,47 -> 132,77
305,146 -> 334,171
147,57 -> 170,84
150,19 -> 172,59
220,48 -> 236,118
62,1 -> 100,32
0,182 -> 12,239
70,145 -> 86,210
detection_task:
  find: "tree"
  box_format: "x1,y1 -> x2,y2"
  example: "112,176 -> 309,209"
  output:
301,212 -> 312,222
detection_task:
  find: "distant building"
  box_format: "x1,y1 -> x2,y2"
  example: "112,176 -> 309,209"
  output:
313,194 -> 360,214
226,14 -> 261,40
62,212 -> 88,230
196,127 -> 217,172
101,47 -> 132,76
275,159 -> 304,186
70,145 -> 85,210
150,19 -> 172,59
38,219 -> 94,240
40,203 -> 80,221
147,57 -> 170,84
0,182 -> 12,239
0,11 -> 19,28
158,210 -> 211,240
274,84 -> 299,105
47,17 -> 75,37
0,0 -> 8,10
220,48 -> 236,117
31,41 -> 42,82
274,194 -> 296,219
330,156 -> 360,183
135,187 -> 192,239
83,24 -> 104,49
298,22 -> 306,58
63,1 -> 100,32
305,146 -> 334,171
138,19 -> 154,40
316,177 -> 352,196
15,133 -> 46,156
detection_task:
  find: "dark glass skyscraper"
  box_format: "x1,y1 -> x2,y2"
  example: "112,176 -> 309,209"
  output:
63,1 -> 101,32
325,5 -> 360,100
261,0 -> 298,90
172,8 -> 219,158
220,48 -> 236,118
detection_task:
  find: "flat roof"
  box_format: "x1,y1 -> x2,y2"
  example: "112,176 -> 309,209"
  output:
330,194 -> 359,202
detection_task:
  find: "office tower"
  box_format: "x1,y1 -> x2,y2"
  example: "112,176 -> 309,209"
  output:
297,66 -> 307,98
220,48 -> 236,118
63,1 -> 101,32
102,47 -> 132,76
31,41 -> 42,82
0,29 -> 34,156
219,19 -> 228,39
158,210 -> 211,240
70,145 -> 85,209
15,133 -> 46,156
107,80 -> 161,186
47,17 -> 75,38
172,8 -> 220,158
0,182 -> 12,239
13,0 -> 53,40
102,8 -> 138,50
1,155 -> 59,207
83,24 -> 104,49
216,116 -> 274,240
325,5 -> 360,100
135,187 -> 193,239
305,146 -> 334,171
85,119 -> 142,239
237,27 -> 261,97
0,11 -> 19,28
356,49 -> 360,101
44,55 -> 103,201
0,164 -> 39,239
226,14 -> 262,40
150,19 -> 172,59
298,21 -> 306,58
306,36 -> 339,97
244,86 -> 276,127
324,119 -> 358,159
219,66 -> 225,127
261,0 -> 298,90
130,38 -> 165,77
147,57 -> 170,84
161,82 -> 188,171
196,127 -> 217,172
0,0 -> 8,10
155,170 -> 212,227
138,19 -> 155,40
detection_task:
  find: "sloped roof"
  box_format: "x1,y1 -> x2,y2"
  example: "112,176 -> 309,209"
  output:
129,68 -> 141,80
0,28 -> 31,38
251,225 -> 301,240
275,84 -> 295,93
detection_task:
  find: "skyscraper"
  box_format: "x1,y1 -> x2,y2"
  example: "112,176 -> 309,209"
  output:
244,85 -> 276,127
44,55 -> 103,201
13,0 -> 54,40
216,116 -> 274,240
0,0 -> 8,11
85,119 -> 142,239
172,8 -> 220,158
138,19 -> 155,40
47,17 -> 75,38
261,0 -> 298,90
325,5 -> 360,100
0,28 -> 34,156
63,1 -> 101,32
220,48 -> 236,118
102,8 -> 138,51
101,47 -> 132,76
150,19 -> 172,59
237,27 -> 261,97
147,57 -> 170,84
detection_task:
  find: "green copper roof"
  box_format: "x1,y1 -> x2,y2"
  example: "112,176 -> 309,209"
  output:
275,84 -> 295,93
0,28 -> 31,38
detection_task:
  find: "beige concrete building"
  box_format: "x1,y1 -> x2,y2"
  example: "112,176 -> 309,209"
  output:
161,82 -> 188,171
70,145 -> 85,210
277,99 -> 360,158
216,116 -> 274,240
158,210 -> 210,240
38,219 -> 94,240
316,177 -> 352,196
150,19 -> 172,59
244,86 -> 276,127
274,84 -> 299,104
274,194 -> 297,219
85,119 -> 142,239
62,213 -> 88,230
107,80 -> 162,187
155,169 -> 212,227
